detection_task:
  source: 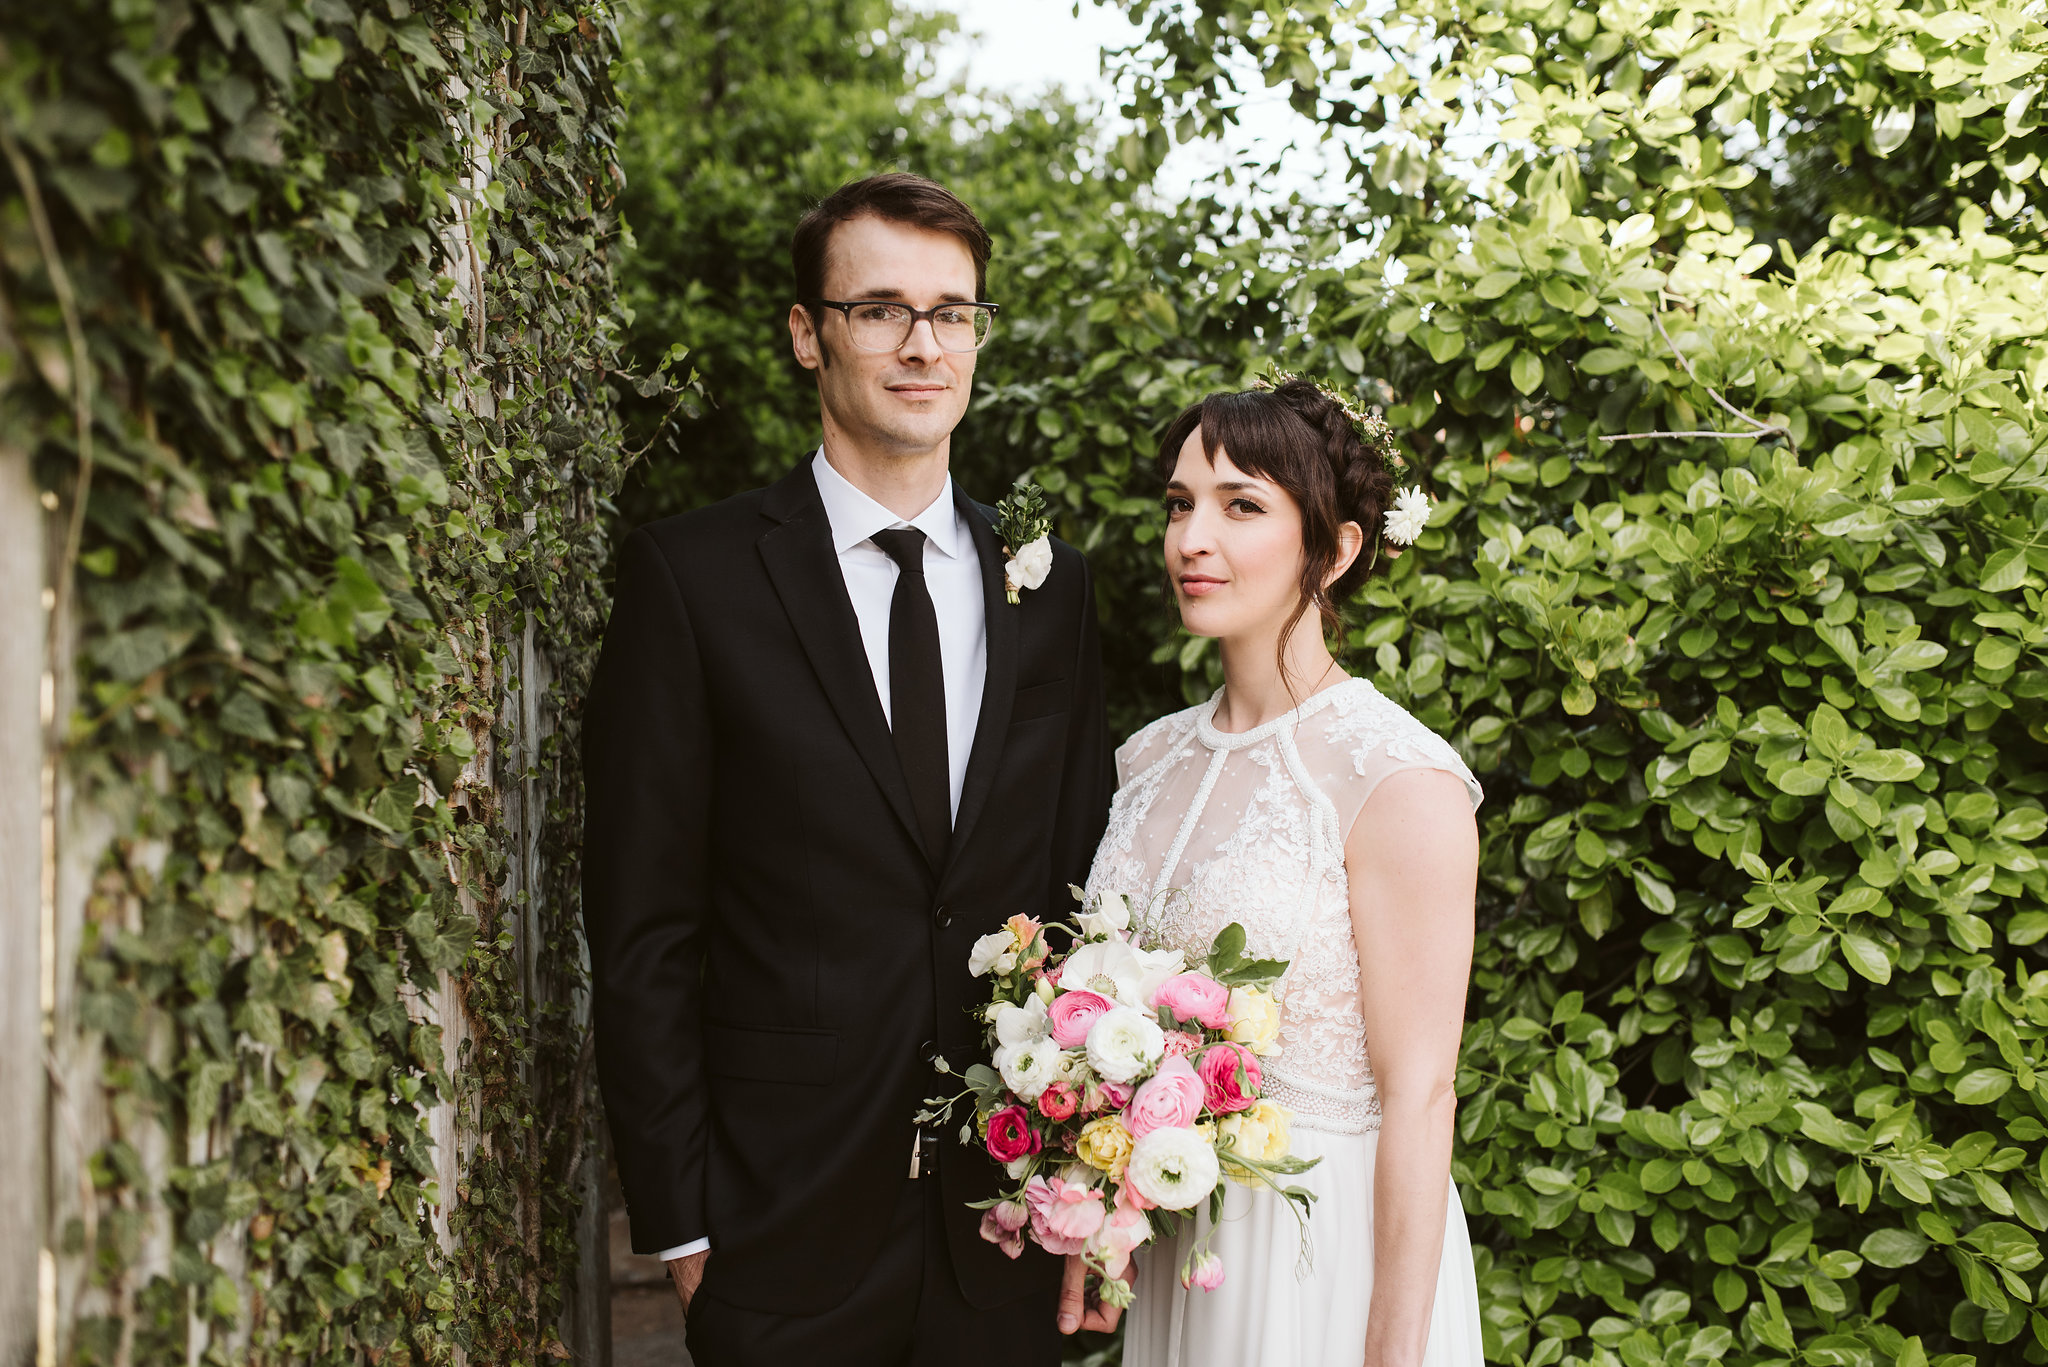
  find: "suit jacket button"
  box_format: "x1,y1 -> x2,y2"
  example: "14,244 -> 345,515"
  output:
933,904 -> 952,928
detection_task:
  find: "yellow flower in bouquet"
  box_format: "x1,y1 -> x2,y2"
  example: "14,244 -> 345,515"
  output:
1076,1117 -> 1134,1177
1217,1101 -> 1293,1185
1226,986 -> 1282,1056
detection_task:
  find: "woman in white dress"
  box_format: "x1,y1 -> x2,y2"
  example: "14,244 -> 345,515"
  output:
1084,379 -> 1486,1367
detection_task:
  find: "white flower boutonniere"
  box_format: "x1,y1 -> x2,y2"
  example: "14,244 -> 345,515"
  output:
994,482 -> 1055,605
1382,486 -> 1432,547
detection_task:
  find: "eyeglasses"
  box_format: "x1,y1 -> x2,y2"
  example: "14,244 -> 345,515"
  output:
807,299 -> 1000,353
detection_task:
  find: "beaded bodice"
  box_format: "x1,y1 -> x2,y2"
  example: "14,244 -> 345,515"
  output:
1084,678 -> 1481,1134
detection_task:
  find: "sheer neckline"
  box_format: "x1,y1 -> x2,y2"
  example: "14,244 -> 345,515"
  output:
1193,676 -> 1369,752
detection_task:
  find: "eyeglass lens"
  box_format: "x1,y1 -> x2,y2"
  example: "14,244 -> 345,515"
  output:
845,303 -> 994,352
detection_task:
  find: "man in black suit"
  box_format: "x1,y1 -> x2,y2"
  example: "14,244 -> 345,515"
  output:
583,173 -> 1120,1365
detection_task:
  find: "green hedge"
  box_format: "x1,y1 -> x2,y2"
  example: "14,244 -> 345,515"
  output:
2,0 -> 638,1360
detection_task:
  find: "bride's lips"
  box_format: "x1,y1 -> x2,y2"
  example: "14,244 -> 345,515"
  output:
1178,574 -> 1225,597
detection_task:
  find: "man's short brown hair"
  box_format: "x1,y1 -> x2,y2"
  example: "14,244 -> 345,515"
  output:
791,174 -> 993,315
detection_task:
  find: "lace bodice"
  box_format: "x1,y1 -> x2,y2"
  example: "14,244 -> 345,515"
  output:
1085,678 -> 1481,1134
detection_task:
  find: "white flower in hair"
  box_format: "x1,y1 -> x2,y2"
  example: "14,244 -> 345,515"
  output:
1383,486 -> 1432,546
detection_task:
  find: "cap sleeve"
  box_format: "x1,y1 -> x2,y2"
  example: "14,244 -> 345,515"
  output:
1114,710 -> 1191,789
1313,682 -> 1482,840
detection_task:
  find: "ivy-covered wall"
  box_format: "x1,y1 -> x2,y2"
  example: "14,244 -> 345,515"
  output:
1,0 -> 635,1360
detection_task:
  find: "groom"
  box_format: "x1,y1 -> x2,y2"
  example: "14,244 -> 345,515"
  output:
583,173 -> 1117,1365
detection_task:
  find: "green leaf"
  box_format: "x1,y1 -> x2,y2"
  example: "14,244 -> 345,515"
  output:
1983,548 -> 2029,593
1955,1068 -> 2015,1105
1511,350 -> 1544,395
1839,933 -> 1892,984
1578,347 -> 1635,376
1861,1228 -> 1932,1267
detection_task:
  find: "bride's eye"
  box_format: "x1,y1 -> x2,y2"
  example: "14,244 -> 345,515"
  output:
1227,498 -> 1267,516
1162,495 -> 1193,518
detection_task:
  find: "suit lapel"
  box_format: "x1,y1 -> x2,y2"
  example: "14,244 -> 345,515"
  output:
757,462 -> 927,863
946,489 -> 1017,876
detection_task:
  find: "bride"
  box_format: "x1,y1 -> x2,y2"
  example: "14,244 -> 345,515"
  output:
1081,378 -> 1485,1366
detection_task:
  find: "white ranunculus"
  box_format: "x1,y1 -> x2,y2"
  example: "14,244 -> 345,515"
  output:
995,1038 -> 1063,1102
1382,486 -> 1432,546
1060,940 -> 1149,1007
1005,534 -> 1054,592
1077,891 -> 1131,941
1085,1006 -> 1166,1084
1126,1125 -> 1221,1210
969,930 -> 1014,977
994,995 -> 1051,1049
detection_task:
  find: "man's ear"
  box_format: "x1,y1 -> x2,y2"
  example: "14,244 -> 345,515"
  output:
788,302 -> 828,371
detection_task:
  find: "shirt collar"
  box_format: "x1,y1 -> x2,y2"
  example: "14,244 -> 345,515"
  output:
811,448 -> 964,560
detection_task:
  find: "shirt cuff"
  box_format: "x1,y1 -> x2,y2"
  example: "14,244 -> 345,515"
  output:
657,1238 -> 710,1261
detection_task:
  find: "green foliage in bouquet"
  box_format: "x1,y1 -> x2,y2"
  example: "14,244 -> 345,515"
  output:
2,0 -> 647,1358
1072,0 -> 2048,1363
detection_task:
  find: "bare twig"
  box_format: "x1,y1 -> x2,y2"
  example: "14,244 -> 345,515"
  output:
0,118 -> 95,698
1605,309 -> 1796,453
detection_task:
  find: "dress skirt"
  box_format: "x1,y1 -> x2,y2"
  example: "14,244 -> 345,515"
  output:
1121,1127 -> 1484,1367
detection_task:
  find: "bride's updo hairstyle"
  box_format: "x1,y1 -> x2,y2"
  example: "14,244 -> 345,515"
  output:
1155,378 -> 1397,647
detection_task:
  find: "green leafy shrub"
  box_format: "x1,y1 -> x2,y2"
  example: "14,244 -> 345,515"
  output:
1068,0 -> 2048,1362
3,0 -> 635,1359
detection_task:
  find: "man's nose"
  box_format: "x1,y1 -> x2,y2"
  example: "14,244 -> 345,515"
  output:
897,316 -> 944,364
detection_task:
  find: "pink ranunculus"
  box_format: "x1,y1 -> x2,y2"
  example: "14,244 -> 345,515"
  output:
1123,1056 -> 1205,1138
979,1199 -> 1029,1259
1162,1029 -> 1202,1059
985,1104 -> 1042,1164
1196,1043 -> 1262,1115
1038,1081 -> 1079,1122
1181,1250 -> 1225,1291
1024,1175 -> 1106,1255
1150,971 -> 1231,1029
1047,989 -> 1116,1048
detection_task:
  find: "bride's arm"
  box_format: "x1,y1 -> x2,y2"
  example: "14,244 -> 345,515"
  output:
1346,768 -> 1479,1367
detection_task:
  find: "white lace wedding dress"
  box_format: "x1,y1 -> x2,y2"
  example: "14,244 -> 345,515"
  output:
1086,677 -> 1486,1367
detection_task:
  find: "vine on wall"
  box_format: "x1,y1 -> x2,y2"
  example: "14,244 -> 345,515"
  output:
1,0 -> 646,1359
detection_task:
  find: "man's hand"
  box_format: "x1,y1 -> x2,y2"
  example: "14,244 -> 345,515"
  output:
1057,1254 -> 1128,1335
666,1250 -> 710,1318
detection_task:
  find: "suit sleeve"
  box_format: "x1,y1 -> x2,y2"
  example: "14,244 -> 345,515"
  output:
1047,552 -> 1115,919
582,527 -> 712,1254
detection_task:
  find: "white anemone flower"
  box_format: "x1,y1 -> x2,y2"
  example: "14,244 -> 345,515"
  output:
1382,486 -> 1432,546
1060,939 -> 1149,1006
1085,1006 -> 1166,1083
994,994 -> 1051,1049
1126,1126 -> 1221,1210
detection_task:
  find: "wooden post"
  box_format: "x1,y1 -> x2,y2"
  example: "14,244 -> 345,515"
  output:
1,440 -> 44,1367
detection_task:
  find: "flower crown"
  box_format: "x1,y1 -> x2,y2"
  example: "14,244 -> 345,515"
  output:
1250,367 -> 1431,555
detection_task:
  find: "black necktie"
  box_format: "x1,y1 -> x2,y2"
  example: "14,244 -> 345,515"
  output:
871,528 -> 950,867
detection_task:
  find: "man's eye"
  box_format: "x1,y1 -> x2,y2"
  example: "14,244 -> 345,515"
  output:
932,308 -> 969,325
856,305 -> 903,321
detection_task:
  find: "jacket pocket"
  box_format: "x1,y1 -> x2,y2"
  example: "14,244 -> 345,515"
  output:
706,1022 -> 838,1085
1009,678 -> 1070,723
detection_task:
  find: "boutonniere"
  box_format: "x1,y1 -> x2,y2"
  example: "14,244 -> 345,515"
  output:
993,482 -> 1054,606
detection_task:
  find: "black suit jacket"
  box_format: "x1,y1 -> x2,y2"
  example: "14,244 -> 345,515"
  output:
582,458 -> 1113,1315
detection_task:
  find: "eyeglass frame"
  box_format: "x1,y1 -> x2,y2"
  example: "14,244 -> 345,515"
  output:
803,297 -> 1002,353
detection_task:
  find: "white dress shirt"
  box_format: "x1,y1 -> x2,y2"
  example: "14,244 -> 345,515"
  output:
658,450 -> 988,1262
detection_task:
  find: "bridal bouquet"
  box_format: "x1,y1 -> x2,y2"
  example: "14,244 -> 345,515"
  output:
918,889 -> 1318,1302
